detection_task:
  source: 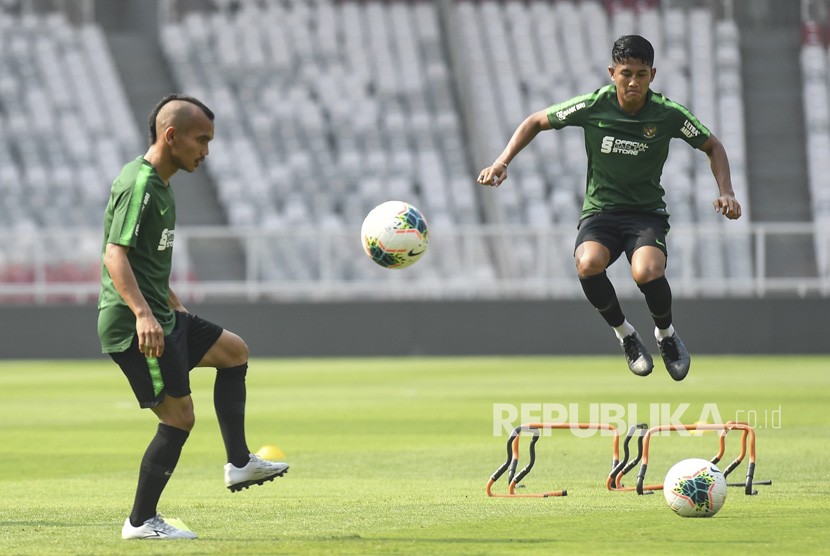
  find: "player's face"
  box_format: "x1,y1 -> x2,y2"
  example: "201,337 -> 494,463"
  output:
609,59 -> 656,112
170,112 -> 214,173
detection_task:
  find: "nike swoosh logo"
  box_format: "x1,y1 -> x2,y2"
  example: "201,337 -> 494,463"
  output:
598,122 -> 611,128
160,206 -> 170,215
408,248 -> 426,257
656,239 -> 665,247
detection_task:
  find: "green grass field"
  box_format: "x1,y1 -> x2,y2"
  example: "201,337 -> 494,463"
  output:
1,356 -> 829,555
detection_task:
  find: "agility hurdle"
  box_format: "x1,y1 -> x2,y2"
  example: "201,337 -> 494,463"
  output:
612,421 -> 771,495
486,422 -> 622,498
488,421 -> 771,498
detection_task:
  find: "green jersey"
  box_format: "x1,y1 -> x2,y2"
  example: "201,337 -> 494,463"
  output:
545,85 -> 711,219
97,157 -> 177,353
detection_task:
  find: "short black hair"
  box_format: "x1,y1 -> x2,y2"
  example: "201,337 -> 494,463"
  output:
611,35 -> 654,67
147,93 -> 214,145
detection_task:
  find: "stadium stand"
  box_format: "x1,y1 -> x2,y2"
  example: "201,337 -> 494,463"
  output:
800,14 -> 830,277
159,0 -> 496,285
156,0 -> 754,295
0,0 -> 824,301
0,8 -> 140,296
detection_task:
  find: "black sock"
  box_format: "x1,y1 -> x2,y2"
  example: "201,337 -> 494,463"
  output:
130,423 -> 189,526
215,364 -> 250,468
638,276 -> 673,330
579,271 -> 625,327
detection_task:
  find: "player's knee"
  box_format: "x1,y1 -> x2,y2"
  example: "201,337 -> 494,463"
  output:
171,412 -> 195,432
575,256 -> 605,278
229,335 -> 249,366
631,247 -> 666,284
632,266 -> 664,285
156,396 -> 196,431
171,405 -> 195,431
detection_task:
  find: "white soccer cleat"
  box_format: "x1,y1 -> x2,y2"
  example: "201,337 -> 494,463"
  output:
225,453 -> 289,492
121,514 -> 197,540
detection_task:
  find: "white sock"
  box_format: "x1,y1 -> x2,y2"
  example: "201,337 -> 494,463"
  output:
613,320 -> 637,342
655,324 -> 675,342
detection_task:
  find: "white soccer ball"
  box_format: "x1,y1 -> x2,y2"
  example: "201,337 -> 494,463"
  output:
663,458 -> 728,517
360,200 -> 429,269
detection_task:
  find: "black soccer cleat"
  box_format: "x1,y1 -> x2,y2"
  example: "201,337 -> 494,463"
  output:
620,333 -> 654,376
658,333 -> 691,381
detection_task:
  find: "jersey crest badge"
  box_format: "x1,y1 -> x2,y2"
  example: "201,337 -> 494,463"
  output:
643,125 -> 657,139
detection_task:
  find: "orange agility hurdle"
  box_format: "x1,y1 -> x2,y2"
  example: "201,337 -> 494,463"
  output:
606,423 -> 649,491
612,421 -> 771,496
486,422 -> 622,498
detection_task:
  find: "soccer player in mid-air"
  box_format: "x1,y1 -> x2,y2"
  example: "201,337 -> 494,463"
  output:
98,94 -> 289,540
477,35 -> 742,381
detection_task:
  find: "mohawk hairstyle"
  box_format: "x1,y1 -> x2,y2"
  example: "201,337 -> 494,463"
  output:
147,94 -> 214,145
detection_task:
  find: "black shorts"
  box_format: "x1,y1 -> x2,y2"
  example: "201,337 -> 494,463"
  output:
575,211 -> 670,266
110,311 -> 224,408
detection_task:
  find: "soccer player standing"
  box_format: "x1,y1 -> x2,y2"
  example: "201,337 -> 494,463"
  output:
98,94 -> 288,540
477,35 -> 742,381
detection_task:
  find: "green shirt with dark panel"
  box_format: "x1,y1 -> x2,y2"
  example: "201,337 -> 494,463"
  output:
545,85 -> 711,220
98,156 -> 177,353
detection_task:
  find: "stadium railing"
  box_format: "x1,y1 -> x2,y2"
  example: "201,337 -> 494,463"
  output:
1,222 -> 827,305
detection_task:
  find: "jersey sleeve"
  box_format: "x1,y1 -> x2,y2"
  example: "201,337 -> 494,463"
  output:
106,179 -> 150,248
666,100 -> 711,149
545,90 -> 598,129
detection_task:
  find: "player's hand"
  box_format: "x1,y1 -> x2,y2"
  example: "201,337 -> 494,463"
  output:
477,163 -> 508,187
713,194 -> 742,220
136,314 -> 165,358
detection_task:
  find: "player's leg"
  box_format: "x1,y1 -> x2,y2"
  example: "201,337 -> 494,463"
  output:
628,222 -> 690,381
575,217 -> 653,376
576,240 -> 624,327
197,330 -> 251,468
630,244 -> 672,331
121,395 -> 194,538
112,329 -> 197,540
192,324 -> 289,490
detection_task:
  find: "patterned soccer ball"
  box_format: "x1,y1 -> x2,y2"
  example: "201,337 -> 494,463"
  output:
360,200 -> 429,269
663,458 -> 728,517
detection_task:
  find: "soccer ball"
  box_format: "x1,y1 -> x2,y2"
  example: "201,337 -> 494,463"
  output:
360,200 -> 429,269
663,458 -> 727,517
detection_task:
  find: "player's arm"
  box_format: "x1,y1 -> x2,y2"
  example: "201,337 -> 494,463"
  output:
699,134 -> 742,220
477,109 -> 553,187
103,243 -> 165,358
168,288 -> 187,313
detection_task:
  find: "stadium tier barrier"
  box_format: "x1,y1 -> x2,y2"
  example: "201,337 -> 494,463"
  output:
1,223 -> 828,304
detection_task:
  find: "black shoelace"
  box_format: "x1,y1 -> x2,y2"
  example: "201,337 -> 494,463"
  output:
661,337 -> 680,361
623,336 -> 643,362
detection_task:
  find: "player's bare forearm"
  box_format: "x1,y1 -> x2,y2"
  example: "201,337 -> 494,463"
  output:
104,243 -> 164,357
498,111 -> 551,166
477,110 -> 552,187
700,135 -> 742,220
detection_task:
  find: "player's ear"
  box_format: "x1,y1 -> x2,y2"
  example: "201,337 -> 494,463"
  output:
164,126 -> 175,144
650,67 -> 656,82
608,65 -> 615,80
